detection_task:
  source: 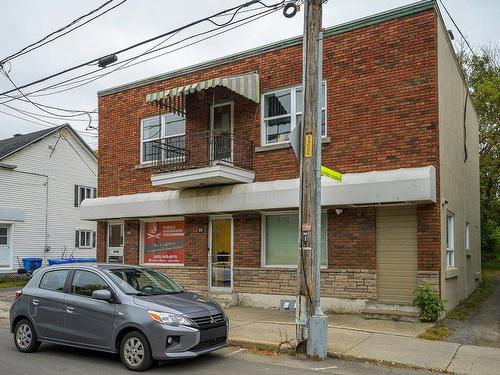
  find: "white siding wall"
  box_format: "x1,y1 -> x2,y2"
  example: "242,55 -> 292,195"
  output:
0,129 -> 97,271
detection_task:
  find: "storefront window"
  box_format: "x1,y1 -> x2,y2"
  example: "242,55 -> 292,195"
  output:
264,213 -> 327,266
142,219 -> 185,264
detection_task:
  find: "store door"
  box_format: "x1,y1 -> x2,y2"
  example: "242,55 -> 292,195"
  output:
107,223 -> 124,263
209,217 -> 232,291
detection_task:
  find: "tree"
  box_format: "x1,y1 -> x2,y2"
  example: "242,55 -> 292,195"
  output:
457,44 -> 500,262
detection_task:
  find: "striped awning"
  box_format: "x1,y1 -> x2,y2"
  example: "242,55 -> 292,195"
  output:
145,73 -> 260,112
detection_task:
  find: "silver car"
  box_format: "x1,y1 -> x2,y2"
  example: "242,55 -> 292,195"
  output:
10,264 -> 228,371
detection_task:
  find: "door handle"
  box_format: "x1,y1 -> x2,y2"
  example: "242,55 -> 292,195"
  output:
32,299 -> 39,306
66,306 -> 74,313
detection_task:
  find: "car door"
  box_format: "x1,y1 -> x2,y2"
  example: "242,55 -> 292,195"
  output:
63,269 -> 116,350
29,269 -> 70,341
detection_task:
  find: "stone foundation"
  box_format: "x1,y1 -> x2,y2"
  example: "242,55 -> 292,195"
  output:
418,270 -> 440,293
155,266 -> 208,293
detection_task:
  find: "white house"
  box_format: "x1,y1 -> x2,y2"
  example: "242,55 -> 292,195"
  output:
0,124 -> 97,272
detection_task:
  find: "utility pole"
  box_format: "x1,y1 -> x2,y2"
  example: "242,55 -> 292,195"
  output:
296,0 -> 328,360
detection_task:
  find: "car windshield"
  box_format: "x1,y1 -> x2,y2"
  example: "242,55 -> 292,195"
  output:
106,268 -> 184,296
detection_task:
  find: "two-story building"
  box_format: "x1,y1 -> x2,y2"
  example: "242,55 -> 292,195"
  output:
0,124 -> 98,272
81,0 -> 481,314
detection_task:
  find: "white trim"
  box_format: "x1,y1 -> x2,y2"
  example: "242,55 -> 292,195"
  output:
0,223 -> 13,271
465,221 -> 470,250
260,82 -> 327,146
139,216 -> 185,267
261,210 -> 328,268
208,215 -> 233,292
107,221 -> 124,263
446,211 -> 455,269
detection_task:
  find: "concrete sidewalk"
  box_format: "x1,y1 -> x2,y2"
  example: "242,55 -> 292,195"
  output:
226,306 -> 500,375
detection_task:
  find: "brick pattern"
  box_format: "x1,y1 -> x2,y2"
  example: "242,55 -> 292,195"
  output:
96,221 -> 107,262
328,208 -> 376,269
155,267 -> 208,293
418,270 -> 440,293
233,212 -> 261,268
234,267 -> 376,300
95,9 -> 442,289
124,220 -> 140,265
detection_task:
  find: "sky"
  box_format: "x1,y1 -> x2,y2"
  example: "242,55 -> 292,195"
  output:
0,0 -> 498,149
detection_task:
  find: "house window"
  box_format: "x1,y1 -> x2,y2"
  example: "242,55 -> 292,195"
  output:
465,222 -> 470,250
263,212 -> 327,266
262,83 -> 326,145
141,113 -> 186,164
446,212 -> 455,268
0,227 -> 7,245
75,230 -> 96,249
74,185 -> 96,207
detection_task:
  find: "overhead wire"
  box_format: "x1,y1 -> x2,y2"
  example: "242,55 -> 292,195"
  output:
0,0 -> 285,97
0,0 -> 127,64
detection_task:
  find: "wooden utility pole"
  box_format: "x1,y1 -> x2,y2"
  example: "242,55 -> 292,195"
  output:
296,0 -> 327,359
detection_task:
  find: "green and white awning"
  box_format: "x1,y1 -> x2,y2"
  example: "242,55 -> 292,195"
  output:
145,73 -> 260,110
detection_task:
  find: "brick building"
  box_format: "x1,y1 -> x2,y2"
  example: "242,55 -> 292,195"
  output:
81,1 -> 481,314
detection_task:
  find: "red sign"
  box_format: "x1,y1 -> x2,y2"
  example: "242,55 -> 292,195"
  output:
144,220 -> 184,264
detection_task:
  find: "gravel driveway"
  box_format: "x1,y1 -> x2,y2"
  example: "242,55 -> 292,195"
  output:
447,275 -> 500,347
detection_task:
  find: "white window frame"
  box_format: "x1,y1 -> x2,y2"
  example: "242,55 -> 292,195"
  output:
139,217 -> 185,267
446,212 -> 455,269
78,229 -> 94,249
76,185 -> 96,207
260,82 -> 327,146
261,210 -> 328,268
140,113 -> 186,164
465,221 -> 470,250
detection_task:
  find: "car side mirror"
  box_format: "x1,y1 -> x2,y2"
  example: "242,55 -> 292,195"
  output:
92,289 -> 112,301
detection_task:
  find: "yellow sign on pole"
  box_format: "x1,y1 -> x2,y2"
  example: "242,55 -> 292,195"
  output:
321,166 -> 343,182
304,134 -> 313,157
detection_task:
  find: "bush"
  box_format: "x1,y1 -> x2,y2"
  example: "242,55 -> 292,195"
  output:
414,284 -> 447,322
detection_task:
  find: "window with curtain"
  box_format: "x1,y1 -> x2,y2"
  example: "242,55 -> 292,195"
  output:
141,113 -> 185,163
264,212 -> 327,266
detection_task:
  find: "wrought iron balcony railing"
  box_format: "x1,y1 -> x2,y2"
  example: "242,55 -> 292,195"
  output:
150,130 -> 253,172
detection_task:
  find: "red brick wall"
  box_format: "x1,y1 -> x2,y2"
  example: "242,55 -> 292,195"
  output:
184,216 -> 208,267
234,212 -> 261,268
97,9 -> 439,196
328,208 -> 376,269
96,9 -> 441,277
124,220 -> 140,265
96,221 -> 107,262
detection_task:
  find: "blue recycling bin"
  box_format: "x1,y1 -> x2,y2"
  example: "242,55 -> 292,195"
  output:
47,258 -> 73,266
72,258 -> 96,263
22,258 -> 43,273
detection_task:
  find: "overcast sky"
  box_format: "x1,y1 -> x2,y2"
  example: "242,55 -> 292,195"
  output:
0,0 -> 498,149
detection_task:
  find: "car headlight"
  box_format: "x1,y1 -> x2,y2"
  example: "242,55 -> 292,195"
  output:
148,310 -> 193,326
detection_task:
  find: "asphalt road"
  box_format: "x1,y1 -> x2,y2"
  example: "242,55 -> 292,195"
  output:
448,274 -> 500,347
0,325 -> 437,375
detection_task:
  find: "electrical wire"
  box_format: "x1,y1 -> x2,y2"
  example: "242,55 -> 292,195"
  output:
0,0 -> 284,97
437,0 -> 475,55
0,0 -> 127,64
2,4 -> 283,100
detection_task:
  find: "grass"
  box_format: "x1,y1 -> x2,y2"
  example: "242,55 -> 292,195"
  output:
0,280 -> 28,289
418,323 -> 451,341
446,273 -> 494,321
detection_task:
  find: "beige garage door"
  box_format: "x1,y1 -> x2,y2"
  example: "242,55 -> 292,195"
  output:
376,206 -> 418,305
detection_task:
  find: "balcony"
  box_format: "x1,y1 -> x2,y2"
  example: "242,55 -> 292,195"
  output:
150,130 -> 255,189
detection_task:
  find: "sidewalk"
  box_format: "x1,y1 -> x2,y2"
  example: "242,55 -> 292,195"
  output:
226,306 -> 500,375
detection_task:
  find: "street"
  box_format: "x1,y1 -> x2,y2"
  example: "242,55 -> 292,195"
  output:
0,325 -> 434,375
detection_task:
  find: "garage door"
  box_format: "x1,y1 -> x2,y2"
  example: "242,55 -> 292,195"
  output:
376,206 -> 418,305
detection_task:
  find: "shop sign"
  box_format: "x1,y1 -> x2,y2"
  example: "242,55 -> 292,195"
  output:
144,220 -> 184,264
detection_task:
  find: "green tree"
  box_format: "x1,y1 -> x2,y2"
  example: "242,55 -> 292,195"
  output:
457,44 -> 500,264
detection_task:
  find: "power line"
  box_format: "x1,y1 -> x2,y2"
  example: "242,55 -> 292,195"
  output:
0,0 -> 126,64
0,0 -> 284,97
437,0 -> 475,55
2,4 -> 282,100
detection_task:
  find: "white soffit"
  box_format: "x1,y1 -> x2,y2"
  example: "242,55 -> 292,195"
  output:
81,166 -> 436,220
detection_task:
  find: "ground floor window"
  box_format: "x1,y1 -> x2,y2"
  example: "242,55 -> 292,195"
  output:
446,212 -> 455,268
142,219 -> 185,265
263,212 -> 327,266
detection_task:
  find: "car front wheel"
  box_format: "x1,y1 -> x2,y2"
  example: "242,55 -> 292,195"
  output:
14,319 -> 40,353
120,331 -> 154,372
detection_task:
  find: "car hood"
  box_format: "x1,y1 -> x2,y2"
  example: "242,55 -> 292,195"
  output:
132,292 -> 222,316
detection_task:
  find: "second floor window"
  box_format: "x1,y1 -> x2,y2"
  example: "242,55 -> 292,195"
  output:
141,113 -> 185,164
262,83 -> 326,145
74,185 -> 96,207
